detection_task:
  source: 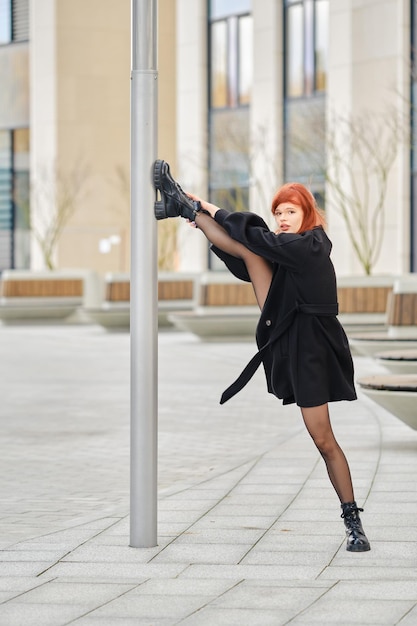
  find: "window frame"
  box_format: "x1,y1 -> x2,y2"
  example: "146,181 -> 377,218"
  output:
209,12 -> 252,110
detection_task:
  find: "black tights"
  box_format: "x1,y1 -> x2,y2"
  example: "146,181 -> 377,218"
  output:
194,212 -> 355,505
194,213 -> 273,309
301,405 -> 354,503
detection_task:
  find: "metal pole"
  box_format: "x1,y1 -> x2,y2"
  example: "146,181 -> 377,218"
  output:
130,0 -> 158,548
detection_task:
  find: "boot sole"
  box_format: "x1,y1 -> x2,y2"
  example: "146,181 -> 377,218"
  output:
153,160 -> 168,220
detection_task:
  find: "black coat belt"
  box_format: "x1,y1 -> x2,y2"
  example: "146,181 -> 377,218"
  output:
220,302 -> 339,404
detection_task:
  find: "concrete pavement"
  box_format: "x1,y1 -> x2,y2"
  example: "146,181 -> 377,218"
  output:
0,323 -> 417,625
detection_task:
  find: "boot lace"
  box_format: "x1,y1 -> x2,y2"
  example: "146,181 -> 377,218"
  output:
341,505 -> 363,519
341,506 -> 364,532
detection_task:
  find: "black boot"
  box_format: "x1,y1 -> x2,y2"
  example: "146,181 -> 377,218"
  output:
153,160 -> 206,221
341,501 -> 371,552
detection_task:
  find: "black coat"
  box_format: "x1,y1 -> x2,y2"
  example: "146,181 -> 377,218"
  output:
212,210 -> 357,408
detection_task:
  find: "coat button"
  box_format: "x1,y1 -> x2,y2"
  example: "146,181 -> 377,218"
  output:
265,319 -> 271,326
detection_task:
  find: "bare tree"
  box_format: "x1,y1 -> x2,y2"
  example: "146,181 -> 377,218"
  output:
290,105 -> 403,274
31,162 -> 89,269
327,110 -> 402,274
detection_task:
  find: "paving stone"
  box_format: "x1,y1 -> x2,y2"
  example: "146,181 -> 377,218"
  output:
0,327 -> 417,624
72,618 -> 173,626
149,543 -> 252,564
0,550 -> 68,562
0,603 -> 91,626
138,578 -> 241,597
180,564 -> 324,580
327,580 -> 417,600
11,581 -> 138,605
174,528 -> 265,545
211,581 -> 328,610
60,544 -> 164,563
319,565 -> 417,581
287,598 -> 415,624
240,549 -> 337,566
41,562 -> 189,579
86,593 -> 215,619
394,606 -> 417,625
180,606 -> 295,625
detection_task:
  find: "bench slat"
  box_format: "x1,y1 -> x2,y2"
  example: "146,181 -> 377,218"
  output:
387,293 -> 417,325
202,283 -> 257,307
1,279 -> 83,298
105,280 -> 195,303
337,286 -> 391,314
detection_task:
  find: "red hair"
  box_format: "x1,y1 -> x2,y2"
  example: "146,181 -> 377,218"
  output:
271,182 -> 326,233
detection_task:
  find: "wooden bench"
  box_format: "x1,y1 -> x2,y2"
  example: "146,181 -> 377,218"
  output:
336,275 -> 394,330
104,277 -> 195,304
85,272 -> 198,330
338,285 -> 392,316
358,374 -> 417,430
167,272 -> 259,340
200,281 -> 257,307
0,270 -> 101,323
349,275 -> 417,356
386,292 -> 417,326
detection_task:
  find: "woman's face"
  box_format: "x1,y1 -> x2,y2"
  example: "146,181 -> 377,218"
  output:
274,202 -> 304,234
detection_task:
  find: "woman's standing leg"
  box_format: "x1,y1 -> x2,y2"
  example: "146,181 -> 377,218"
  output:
301,403 -> 370,551
301,404 -> 353,502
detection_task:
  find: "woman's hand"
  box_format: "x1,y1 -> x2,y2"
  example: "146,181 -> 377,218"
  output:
186,193 -> 220,218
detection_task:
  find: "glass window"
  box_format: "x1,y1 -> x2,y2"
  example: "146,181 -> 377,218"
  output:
285,0 -> 328,98
13,127 -> 30,268
210,108 -> 250,191
286,3 -> 304,97
0,128 -> 30,271
238,14 -> 252,105
211,21 -> 228,107
0,43 -> 30,127
211,13 -> 252,109
0,0 -> 29,45
210,0 -> 251,20
0,130 -> 13,270
12,0 -> 29,42
0,0 -> 11,44
315,0 -> 328,91
284,97 -> 325,185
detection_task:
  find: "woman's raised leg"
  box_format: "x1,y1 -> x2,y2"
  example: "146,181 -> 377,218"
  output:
194,213 -> 273,310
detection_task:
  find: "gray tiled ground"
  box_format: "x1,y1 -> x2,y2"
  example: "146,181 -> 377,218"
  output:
1,324 -> 417,625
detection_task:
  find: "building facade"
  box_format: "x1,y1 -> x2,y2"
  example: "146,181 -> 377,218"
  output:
0,0 -> 415,277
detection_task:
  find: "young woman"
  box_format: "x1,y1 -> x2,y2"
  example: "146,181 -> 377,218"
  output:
153,159 -> 370,552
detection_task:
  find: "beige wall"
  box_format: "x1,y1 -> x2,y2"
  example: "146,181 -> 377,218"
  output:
55,0 -> 131,273
327,0 -> 411,276
30,0 -> 177,273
